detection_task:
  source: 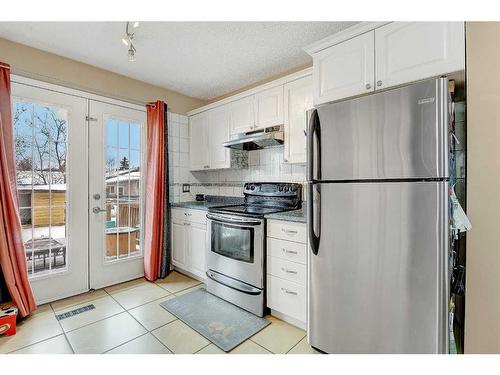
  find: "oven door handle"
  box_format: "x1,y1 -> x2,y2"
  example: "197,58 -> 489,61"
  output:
206,213 -> 262,226
206,270 -> 263,296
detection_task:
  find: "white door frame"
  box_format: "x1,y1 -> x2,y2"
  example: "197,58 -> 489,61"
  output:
11,75 -> 147,302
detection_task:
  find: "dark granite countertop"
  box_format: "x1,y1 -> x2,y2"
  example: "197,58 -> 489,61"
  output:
169,201 -> 226,211
264,207 -> 307,223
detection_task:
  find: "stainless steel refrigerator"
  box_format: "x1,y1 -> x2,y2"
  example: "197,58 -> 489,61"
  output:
306,77 -> 450,354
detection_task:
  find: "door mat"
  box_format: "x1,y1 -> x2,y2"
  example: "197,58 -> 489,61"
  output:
160,288 -> 270,352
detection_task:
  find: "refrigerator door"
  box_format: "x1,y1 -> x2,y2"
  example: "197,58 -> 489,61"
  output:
315,77 -> 449,181
308,181 -> 449,353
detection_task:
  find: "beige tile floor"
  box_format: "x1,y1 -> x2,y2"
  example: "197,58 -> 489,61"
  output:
0,271 -> 318,354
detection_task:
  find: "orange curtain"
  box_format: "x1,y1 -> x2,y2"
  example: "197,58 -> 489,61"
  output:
144,101 -> 166,281
0,61 -> 36,317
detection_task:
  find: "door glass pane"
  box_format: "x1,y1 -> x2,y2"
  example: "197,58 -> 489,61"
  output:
13,100 -> 68,276
104,117 -> 142,262
211,222 -> 254,263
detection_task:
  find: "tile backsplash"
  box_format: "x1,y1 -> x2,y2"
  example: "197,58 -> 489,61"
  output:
168,112 -> 306,203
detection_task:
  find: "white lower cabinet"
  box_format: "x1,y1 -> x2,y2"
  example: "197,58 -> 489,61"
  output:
266,219 -> 307,327
172,221 -> 187,268
189,222 -> 207,279
267,275 -> 306,323
171,208 -> 207,280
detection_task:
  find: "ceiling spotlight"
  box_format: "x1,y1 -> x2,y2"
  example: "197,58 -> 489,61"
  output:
128,45 -> 136,62
122,21 -> 138,62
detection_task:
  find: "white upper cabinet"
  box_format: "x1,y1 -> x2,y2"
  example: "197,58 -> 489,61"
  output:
375,22 -> 465,89
189,112 -> 210,170
254,85 -> 284,129
230,95 -> 255,134
208,106 -> 231,169
313,31 -> 375,105
284,75 -> 313,164
307,22 -> 465,105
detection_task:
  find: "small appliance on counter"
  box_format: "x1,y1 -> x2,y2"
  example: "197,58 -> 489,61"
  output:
205,182 -> 302,317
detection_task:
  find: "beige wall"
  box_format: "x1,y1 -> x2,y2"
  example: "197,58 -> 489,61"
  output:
465,22 -> 500,353
0,38 -> 206,114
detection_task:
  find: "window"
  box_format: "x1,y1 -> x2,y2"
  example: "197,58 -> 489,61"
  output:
13,100 -> 68,275
104,117 -> 142,260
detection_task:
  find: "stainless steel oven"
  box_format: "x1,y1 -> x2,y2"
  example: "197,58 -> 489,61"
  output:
205,182 -> 302,317
206,212 -> 265,316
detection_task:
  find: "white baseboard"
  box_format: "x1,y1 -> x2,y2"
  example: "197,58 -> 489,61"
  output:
270,309 -> 306,330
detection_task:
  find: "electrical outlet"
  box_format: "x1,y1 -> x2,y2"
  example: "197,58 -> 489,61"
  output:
182,184 -> 190,193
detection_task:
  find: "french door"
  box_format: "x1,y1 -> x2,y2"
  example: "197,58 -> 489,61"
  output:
11,79 -> 147,303
12,83 -> 88,304
88,100 -> 146,289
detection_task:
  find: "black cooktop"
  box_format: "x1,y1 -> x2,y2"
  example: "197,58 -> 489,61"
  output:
207,182 -> 302,218
209,204 -> 293,217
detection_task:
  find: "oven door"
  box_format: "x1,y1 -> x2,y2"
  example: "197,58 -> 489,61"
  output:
206,213 -> 264,288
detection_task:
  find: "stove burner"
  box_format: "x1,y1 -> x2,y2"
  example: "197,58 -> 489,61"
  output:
208,183 -> 302,218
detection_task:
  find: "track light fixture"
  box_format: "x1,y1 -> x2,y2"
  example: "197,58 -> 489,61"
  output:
122,21 -> 139,61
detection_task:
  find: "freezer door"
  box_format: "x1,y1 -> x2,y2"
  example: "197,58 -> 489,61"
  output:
308,181 -> 449,353
316,78 -> 449,180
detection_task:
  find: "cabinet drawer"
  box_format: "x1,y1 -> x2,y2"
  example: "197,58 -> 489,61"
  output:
172,208 -> 207,225
267,275 -> 306,323
267,237 -> 307,265
267,220 -> 307,244
267,256 -> 306,285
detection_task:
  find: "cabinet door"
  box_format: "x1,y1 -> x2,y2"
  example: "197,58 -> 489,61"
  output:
172,221 -> 187,269
254,85 -> 284,129
187,222 -> 207,280
189,112 -> 209,170
313,31 -> 375,105
284,76 -> 313,164
375,22 -> 465,89
230,96 -> 255,134
208,106 -> 231,169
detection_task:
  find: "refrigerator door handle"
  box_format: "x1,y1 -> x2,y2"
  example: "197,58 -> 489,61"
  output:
307,182 -> 321,255
306,109 -> 321,182
307,109 -> 321,255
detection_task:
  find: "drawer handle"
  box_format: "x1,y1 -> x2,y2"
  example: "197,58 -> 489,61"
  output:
281,229 -> 298,235
184,213 -> 192,216
281,267 -> 298,274
281,287 -> 298,295
281,248 -> 298,255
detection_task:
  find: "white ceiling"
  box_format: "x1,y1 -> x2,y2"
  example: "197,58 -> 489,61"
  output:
0,22 -> 357,100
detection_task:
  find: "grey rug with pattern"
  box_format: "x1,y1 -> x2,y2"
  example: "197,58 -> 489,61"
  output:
160,288 -> 270,352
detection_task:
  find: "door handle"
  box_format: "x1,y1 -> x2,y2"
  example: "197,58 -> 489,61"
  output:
307,109 -> 321,256
92,207 -> 106,214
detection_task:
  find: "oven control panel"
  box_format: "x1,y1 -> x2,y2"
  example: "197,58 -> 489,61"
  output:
243,182 -> 301,198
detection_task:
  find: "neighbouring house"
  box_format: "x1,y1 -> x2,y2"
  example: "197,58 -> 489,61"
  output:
17,171 -> 66,228
105,167 -> 141,229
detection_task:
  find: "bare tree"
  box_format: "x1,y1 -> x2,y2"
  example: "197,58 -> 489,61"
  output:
13,104 -> 67,185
